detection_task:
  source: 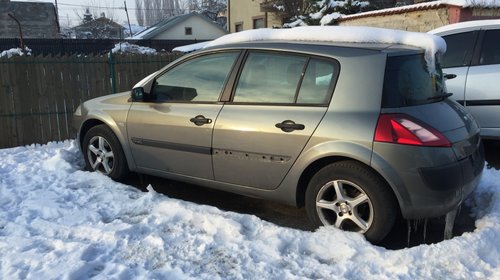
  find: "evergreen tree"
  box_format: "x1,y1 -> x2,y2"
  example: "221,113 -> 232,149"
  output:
83,8 -> 93,24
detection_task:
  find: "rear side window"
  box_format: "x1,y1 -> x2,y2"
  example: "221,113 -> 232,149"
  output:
233,52 -> 336,105
479,29 -> 500,65
382,54 -> 446,108
441,31 -> 476,68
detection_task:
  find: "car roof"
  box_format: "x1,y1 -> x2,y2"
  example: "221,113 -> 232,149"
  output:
204,26 -> 444,56
428,19 -> 500,35
203,40 -> 423,56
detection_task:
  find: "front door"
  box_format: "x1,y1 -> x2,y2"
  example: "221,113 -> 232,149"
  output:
127,51 -> 240,179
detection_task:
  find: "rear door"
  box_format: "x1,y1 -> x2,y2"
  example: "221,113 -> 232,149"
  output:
463,29 -> 500,135
439,31 -> 478,102
212,51 -> 339,190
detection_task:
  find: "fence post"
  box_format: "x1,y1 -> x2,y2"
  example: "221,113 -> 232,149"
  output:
108,51 -> 116,94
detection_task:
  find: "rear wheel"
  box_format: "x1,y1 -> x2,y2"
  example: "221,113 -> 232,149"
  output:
82,125 -> 128,181
305,161 -> 397,243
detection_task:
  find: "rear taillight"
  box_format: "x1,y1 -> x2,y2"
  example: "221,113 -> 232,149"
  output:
374,114 -> 451,147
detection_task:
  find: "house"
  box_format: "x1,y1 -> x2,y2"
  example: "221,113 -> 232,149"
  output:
228,0 -> 282,32
131,12 -> 227,40
0,0 -> 59,38
337,0 -> 500,32
72,14 -> 125,39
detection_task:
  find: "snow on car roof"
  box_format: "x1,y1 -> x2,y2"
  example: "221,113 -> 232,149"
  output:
204,26 -> 447,74
172,41 -> 211,53
428,19 -> 500,34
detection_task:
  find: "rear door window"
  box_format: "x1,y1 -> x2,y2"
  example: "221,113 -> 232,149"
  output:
441,32 -> 476,68
479,29 -> 500,66
233,52 -> 336,105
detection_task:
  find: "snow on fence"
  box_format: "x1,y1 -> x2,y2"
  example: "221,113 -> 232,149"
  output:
0,53 -> 182,149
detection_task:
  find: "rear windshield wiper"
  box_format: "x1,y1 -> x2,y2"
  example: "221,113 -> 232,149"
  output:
427,92 -> 453,101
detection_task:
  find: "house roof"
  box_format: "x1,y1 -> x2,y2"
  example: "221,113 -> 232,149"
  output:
2,2 -> 57,19
73,17 -> 124,29
131,12 -> 226,39
339,0 -> 500,21
0,1 -> 59,38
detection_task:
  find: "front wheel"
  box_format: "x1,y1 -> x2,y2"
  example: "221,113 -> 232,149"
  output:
305,161 -> 397,243
82,125 -> 129,181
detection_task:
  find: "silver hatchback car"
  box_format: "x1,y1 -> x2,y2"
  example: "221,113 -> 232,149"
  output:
429,20 -> 500,139
74,28 -> 484,243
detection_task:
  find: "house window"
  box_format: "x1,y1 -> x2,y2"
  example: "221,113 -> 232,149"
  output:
235,22 -> 243,32
253,17 -> 265,29
185,27 -> 192,35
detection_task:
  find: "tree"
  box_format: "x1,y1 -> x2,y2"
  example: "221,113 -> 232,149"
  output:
83,8 -> 93,24
266,0 -> 377,26
134,0 -> 227,27
135,0 -> 145,26
261,0 -> 314,23
135,0 -> 187,26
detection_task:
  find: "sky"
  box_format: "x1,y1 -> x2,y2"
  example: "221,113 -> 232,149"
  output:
15,0 -> 139,27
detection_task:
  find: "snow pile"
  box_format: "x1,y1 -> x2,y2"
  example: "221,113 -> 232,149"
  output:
204,26 -> 446,73
0,141 -> 499,279
0,46 -> 32,58
111,42 -> 157,55
283,18 -> 307,28
320,13 -> 342,25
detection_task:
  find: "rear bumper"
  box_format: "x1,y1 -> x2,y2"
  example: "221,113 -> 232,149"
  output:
372,138 -> 484,219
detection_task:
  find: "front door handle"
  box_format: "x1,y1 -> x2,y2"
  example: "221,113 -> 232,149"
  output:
190,115 -> 212,126
275,120 -> 305,133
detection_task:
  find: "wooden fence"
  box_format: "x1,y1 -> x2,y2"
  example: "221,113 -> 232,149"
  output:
0,52 -> 182,149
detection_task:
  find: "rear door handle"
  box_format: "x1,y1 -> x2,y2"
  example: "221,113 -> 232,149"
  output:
275,120 -> 305,133
190,115 -> 212,126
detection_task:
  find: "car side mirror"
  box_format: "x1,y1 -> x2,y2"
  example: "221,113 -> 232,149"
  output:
444,73 -> 457,80
131,87 -> 145,101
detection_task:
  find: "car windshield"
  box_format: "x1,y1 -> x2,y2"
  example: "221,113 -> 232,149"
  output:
382,54 -> 447,108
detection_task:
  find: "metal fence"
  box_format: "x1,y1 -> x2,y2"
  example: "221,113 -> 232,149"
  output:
0,52 -> 182,149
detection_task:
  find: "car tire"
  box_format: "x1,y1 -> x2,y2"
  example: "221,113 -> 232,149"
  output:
82,124 -> 129,181
305,161 -> 397,243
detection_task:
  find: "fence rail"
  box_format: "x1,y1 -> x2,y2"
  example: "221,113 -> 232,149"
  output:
0,52 -> 182,149
0,38 -> 204,55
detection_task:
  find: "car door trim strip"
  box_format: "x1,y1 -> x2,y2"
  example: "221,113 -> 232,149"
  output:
458,99 -> 500,106
131,137 -> 211,155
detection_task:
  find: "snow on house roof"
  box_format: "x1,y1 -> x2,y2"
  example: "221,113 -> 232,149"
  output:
129,12 -> 226,40
204,26 -> 446,73
340,0 -> 500,21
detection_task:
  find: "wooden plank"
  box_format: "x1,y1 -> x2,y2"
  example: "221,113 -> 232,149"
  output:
25,55 -> 43,145
0,57 -> 14,148
61,54 -> 76,140
44,54 -> 61,143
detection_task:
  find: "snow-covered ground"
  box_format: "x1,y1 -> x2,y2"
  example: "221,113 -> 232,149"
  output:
0,141 -> 498,279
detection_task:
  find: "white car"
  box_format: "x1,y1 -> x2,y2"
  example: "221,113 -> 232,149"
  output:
429,20 -> 500,140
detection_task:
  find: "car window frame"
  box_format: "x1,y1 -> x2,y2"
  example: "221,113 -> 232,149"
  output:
144,50 -> 244,104
227,49 -> 340,107
472,28 -> 500,66
441,30 -> 480,68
